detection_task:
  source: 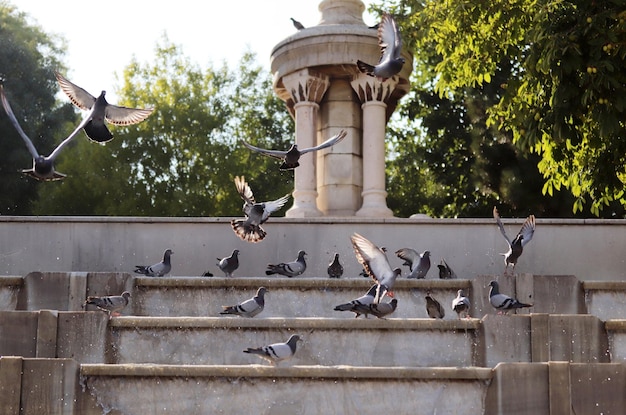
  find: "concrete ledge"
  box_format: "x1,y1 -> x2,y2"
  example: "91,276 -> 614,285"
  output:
0,277 -> 23,286
583,281 -> 626,321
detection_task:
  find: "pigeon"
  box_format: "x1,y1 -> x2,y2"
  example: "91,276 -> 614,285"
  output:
333,284 -> 378,318
202,270 -> 214,277
395,248 -> 431,279
356,13 -> 405,81
241,130 -> 347,170
493,206 -> 536,275
353,298 -> 398,319
425,292 -> 445,319
243,334 -> 302,365
266,250 -> 307,277
220,287 -> 267,318
134,249 -> 174,277
217,249 -> 239,277
437,258 -> 457,279
452,289 -> 471,319
231,176 -> 290,243
290,17 -> 305,30
327,253 -> 343,278
54,71 -> 153,143
350,233 -> 402,303
0,84 -> 90,181
84,291 -> 131,317
488,280 -> 532,314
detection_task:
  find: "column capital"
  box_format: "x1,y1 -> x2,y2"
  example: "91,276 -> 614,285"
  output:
279,69 -> 330,108
350,73 -> 399,104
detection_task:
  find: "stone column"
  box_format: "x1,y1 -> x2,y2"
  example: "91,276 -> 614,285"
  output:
282,69 -> 330,218
351,74 -> 398,217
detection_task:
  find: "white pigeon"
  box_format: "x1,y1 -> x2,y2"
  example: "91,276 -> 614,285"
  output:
231,176 -> 289,243
333,284 -> 379,318
395,248 -> 431,279
241,130 -> 347,170
220,287 -> 267,318
488,280 -> 532,315
0,84 -> 89,181
350,233 -> 402,303
353,298 -> 398,319
243,334 -> 302,365
84,291 -> 131,317
356,13 -> 405,80
425,292 -> 445,319
134,249 -> 174,277
452,289 -> 471,319
55,71 -> 153,143
266,250 -> 307,277
493,206 -> 536,275
217,249 -> 239,277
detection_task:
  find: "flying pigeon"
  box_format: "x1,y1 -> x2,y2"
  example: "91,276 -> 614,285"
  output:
84,291 -> 131,317
0,84 -> 89,181
488,280 -> 532,314
241,129 -> 347,170
327,253 -> 344,278
356,13 -> 405,80
134,249 -> 174,277
395,248 -> 431,279
425,292 -> 445,319
266,250 -> 307,277
333,284 -> 379,318
54,71 -> 153,143
217,249 -> 239,277
493,206 -> 536,275
437,258 -> 457,279
290,17 -> 305,30
231,176 -> 289,243
243,334 -> 302,365
220,287 -> 267,318
350,233 -> 402,303
452,289 -> 471,319
353,298 -> 398,319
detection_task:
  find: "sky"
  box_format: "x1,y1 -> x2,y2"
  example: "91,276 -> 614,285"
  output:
13,0 -> 376,101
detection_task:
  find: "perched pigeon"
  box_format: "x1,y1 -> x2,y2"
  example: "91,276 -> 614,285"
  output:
425,292 -> 445,319
0,84 -> 90,181
84,291 -> 131,316
55,72 -> 153,143
452,289 -> 471,319
493,206 -> 536,275
243,334 -> 302,365
437,258 -> 457,279
134,249 -> 174,277
395,248 -> 431,279
356,13 -> 405,80
266,250 -> 307,277
333,284 -> 378,318
353,298 -> 398,319
290,17 -> 305,30
350,233 -> 402,303
217,249 -> 239,277
241,130 -> 347,170
488,280 -> 532,314
220,287 -> 267,318
327,253 -> 344,278
231,176 -> 289,243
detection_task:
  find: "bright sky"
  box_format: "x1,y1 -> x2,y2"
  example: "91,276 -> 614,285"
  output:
13,0 -> 376,101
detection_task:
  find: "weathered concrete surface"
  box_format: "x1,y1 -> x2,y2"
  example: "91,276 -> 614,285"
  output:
583,281 -> 626,321
0,277 -> 22,311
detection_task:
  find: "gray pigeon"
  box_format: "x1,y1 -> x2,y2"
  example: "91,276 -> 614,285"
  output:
134,249 -> 174,277
327,253 -> 343,278
351,233 -> 402,303
217,249 -> 239,277
395,248 -> 431,279
84,291 -> 131,316
488,280 -> 532,314
243,334 -> 302,365
0,84 -> 89,181
55,72 -> 153,143
290,17 -> 305,30
241,130 -> 347,170
353,298 -> 398,319
220,287 -> 267,318
266,250 -> 307,277
437,258 -> 457,279
333,284 -> 378,318
493,206 -> 536,275
425,292 -> 445,319
356,13 -> 405,80
452,289 -> 471,319
231,176 -> 289,243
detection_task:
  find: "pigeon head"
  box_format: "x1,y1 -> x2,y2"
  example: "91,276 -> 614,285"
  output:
393,267 -> 402,276
422,251 -> 431,257
121,291 -> 131,300
297,250 -> 307,259
257,287 -> 268,296
232,249 -> 240,256
488,280 -> 499,294
33,157 -> 53,176
457,289 -> 466,297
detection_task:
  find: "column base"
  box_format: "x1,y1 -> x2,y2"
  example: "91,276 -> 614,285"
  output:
356,190 -> 394,218
285,190 -> 323,218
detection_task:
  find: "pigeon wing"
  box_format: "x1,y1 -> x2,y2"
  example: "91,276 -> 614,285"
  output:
0,86 -> 40,158
241,140 -> 288,160
55,72 -> 96,110
105,105 -> 154,126
260,194 -> 290,220
350,233 -> 393,285
519,215 -> 536,247
395,248 -> 420,268
298,130 -> 347,155
378,13 -> 400,63
493,206 -> 512,245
